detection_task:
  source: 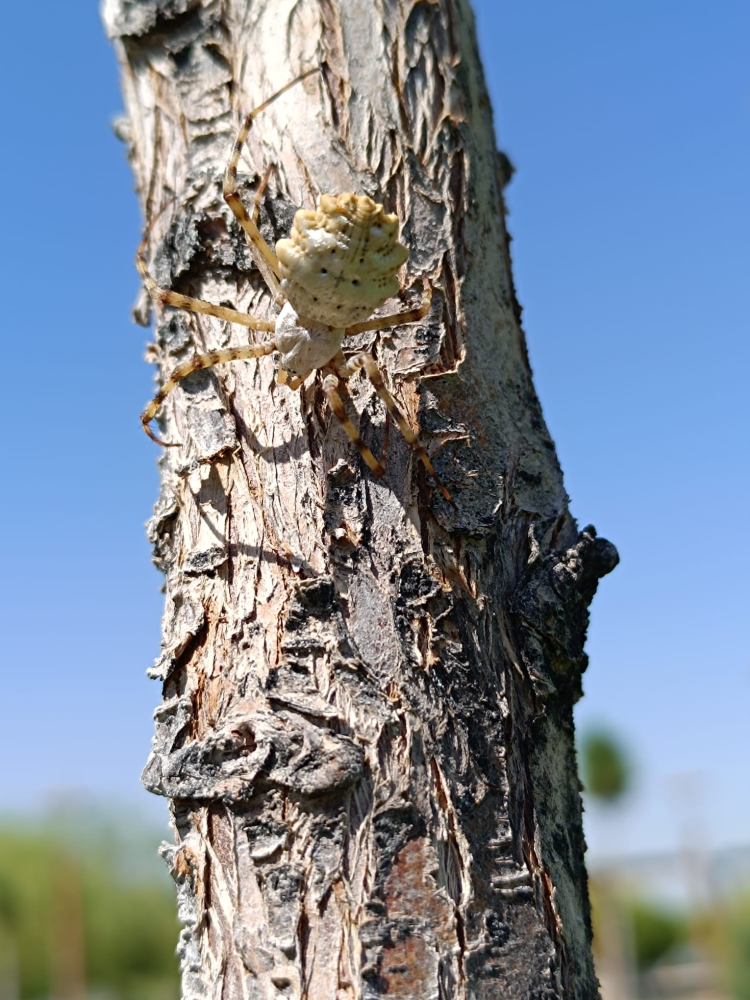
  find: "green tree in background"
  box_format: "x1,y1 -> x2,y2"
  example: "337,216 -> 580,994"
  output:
625,898 -> 686,972
579,727 -> 631,802
0,811 -> 178,1000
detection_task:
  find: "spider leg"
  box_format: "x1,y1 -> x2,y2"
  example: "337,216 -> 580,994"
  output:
344,279 -> 432,337
223,69 -> 319,305
338,378 -> 391,470
277,367 -> 307,390
338,352 -> 454,505
251,164 -> 274,225
321,370 -> 385,477
142,341 -> 277,446
380,411 -> 392,469
136,241 -> 276,332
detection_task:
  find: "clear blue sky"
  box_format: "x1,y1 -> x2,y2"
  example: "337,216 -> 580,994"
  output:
0,2 -> 747,860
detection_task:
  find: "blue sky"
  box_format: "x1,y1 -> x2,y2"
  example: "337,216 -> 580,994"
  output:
0,2 -> 747,861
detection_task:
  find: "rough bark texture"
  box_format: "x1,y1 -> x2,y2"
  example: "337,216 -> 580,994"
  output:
104,1 -> 618,996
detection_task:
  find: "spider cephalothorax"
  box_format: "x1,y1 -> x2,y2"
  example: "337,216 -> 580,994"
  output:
138,71 -> 453,504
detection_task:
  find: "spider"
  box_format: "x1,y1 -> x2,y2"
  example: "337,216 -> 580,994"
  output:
138,69 -> 453,505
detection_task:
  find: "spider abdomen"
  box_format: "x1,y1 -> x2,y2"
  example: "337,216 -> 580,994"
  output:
276,193 -> 409,327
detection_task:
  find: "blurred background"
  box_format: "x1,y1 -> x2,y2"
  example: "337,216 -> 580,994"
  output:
0,1 -> 747,996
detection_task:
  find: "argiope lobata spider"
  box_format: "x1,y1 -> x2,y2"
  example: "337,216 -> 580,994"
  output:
138,69 -> 453,505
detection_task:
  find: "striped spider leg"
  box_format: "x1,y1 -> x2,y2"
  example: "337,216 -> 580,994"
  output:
136,74 -> 316,444
221,70 -> 321,306
136,229 -> 276,446
137,69 -> 453,503
322,346 -> 453,505
140,342 -> 277,446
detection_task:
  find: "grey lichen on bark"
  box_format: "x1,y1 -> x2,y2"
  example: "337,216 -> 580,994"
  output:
104,0 -> 618,996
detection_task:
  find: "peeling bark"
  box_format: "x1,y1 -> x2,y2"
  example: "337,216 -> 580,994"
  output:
104,1 -> 618,996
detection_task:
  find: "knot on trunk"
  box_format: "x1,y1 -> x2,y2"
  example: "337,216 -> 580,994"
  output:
142,695 -> 364,801
510,525 -> 619,697
551,524 -> 620,606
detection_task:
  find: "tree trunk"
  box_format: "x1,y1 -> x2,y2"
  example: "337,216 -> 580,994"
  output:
104,1 -> 618,996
